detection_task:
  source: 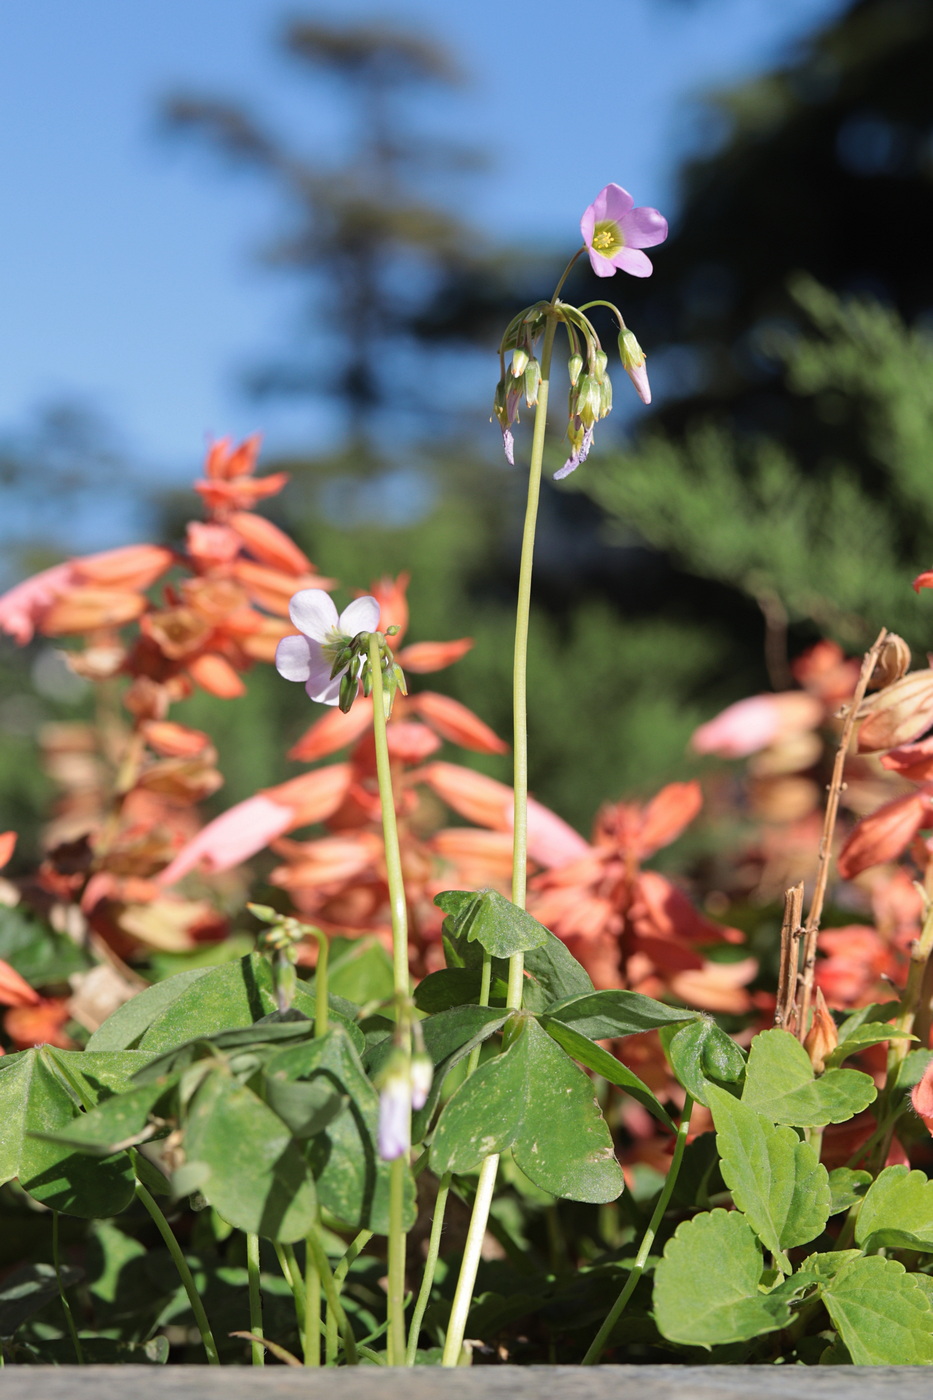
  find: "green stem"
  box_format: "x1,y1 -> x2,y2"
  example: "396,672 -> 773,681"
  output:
305,1231 -> 358,1365
442,284 -> 565,1370
304,1232 -> 321,1366
52,1211 -> 83,1364
246,1233 -> 265,1366
582,1094 -> 695,1365
466,951 -> 492,1076
406,1172 -> 452,1363
304,925 -> 330,1036
368,633 -> 410,1366
441,1153 -> 500,1366
275,1242 -> 307,1338
134,1178 -> 219,1365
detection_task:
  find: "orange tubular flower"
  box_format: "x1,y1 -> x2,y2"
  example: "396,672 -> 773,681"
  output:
0,958 -> 41,1008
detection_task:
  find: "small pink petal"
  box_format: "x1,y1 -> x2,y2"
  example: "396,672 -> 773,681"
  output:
625,361 -> 651,405
305,648 -> 343,705
289,589 -> 338,640
586,248 -> 618,278
158,794 -> 293,884
525,799 -> 592,869
596,183 -> 634,222
275,633 -> 313,682
619,207 -> 668,248
613,248 -> 654,278
339,595 -> 380,636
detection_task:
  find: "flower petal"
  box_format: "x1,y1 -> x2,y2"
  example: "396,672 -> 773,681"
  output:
586,248 -> 618,278
598,183 -> 634,221
305,647 -> 343,705
619,206 -> 668,248
275,633 -> 313,682
289,588 -> 338,640
339,595 -> 380,636
613,247 -> 654,278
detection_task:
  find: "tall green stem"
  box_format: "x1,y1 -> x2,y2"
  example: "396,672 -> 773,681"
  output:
442,297 -> 563,1368
406,1172 -> 452,1364
134,1177 -> 220,1365
52,1211 -> 83,1364
368,634 -> 410,1366
582,1094 -> 695,1364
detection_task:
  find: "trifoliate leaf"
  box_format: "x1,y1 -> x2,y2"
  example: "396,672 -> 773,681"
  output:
433,889 -> 549,960
741,1028 -> 876,1126
665,1018 -> 745,1105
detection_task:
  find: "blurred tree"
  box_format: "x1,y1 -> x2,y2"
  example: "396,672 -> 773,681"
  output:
164,18 -> 544,455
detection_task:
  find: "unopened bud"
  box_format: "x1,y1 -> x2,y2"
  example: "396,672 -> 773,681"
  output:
594,349 -> 609,379
523,358 -> 541,406
619,328 -> 651,405
867,633 -> 911,691
575,374 -> 601,428
410,1052 -> 434,1111
857,667 -> 933,753
568,353 -> 583,386
598,375 -> 613,417
339,668 -> 358,714
803,989 -> 838,1075
510,346 -> 530,378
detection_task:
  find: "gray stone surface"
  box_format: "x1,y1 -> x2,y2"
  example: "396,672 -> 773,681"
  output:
1,1368 -> 931,1400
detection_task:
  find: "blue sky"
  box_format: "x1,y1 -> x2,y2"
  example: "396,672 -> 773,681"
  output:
2,0 -> 847,506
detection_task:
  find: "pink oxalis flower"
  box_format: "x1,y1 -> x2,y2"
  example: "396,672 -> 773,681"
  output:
581,184 -> 668,279
276,589 -> 380,706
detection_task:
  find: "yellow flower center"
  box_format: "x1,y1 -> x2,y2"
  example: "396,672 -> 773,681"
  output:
591,220 -> 624,255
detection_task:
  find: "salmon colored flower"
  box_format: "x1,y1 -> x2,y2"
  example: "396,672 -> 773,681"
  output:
692,693 -> 823,759
856,669 -> 933,753
0,831 -> 16,869
0,958 -> 41,1008
911,1060 -> 933,1134
836,788 -> 933,879
581,183 -> 668,279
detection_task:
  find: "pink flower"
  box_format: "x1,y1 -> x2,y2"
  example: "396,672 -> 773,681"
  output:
275,590 -> 380,706
377,1070 -> 411,1161
691,693 -> 823,759
157,794 -> 293,884
581,184 -> 668,279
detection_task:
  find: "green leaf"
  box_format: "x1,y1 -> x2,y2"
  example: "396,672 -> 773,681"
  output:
544,989 -> 695,1039
0,903 -> 91,986
822,1254 -> 933,1364
894,1048 -> 933,1093
540,1016 -> 673,1128
0,1048 -> 136,1217
805,1249 -> 862,1278
413,967 -> 509,1013
707,1084 -> 830,1271
430,1014 -> 623,1203
434,889 -> 550,960
132,954 -> 279,1052
665,1018 -> 745,1105
0,1261 -> 83,1334
856,1164 -> 933,1251
325,936 -> 395,1005
298,1026 -> 416,1233
29,1077 -> 176,1155
260,1045 -> 350,1139
521,929 -> 594,1008
741,1028 -> 876,1126
86,968 -> 213,1050
183,1068 -> 317,1242
824,1022 -> 913,1068
653,1209 -> 792,1347
827,1167 -> 871,1215
837,1001 -> 900,1041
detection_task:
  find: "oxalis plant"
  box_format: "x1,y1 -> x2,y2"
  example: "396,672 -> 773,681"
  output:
3,184 -> 933,1369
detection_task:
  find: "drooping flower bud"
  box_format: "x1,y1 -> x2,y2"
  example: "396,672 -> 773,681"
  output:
410,1052 -> 434,1111
568,353 -> 583,386
523,358 -> 541,406
510,346 -> 530,378
377,1061 -> 411,1161
619,328 -> 651,405
803,988 -> 838,1074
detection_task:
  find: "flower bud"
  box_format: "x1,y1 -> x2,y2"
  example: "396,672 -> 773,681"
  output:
523,358 -> 541,406
803,988 -> 838,1074
594,350 -> 609,379
575,375 -> 601,428
568,353 -> 583,386
619,328 -> 651,405
410,1052 -> 434,1111
377,1066 -> 411,1161
598,375 -> 613,417
510,346 -> 530,378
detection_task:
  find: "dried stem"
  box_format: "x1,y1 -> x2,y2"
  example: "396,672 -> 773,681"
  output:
797,626 -> 889,1041
775,881 -> 804,1030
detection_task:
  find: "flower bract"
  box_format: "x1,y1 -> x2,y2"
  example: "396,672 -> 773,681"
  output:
581,183 -> 668,279
276,589 -> 380,706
